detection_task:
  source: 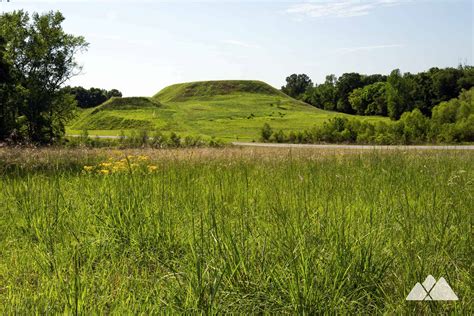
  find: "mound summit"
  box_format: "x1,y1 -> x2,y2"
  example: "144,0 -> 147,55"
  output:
153,80 -> 287,103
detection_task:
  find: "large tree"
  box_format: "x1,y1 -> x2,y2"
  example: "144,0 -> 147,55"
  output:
0,36 -> 16,139
62,86 -> 122,108
305,74 -> 337,110
335,72 -> 364,113
281,74 -> 313,99
0,10 -> 88,143
430,67 -> 463,104
349,81 -> 387,116
386,69 -> 414,120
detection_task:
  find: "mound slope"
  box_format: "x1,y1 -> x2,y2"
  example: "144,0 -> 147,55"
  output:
92,97 -> 161,113
153,80 -> 287,102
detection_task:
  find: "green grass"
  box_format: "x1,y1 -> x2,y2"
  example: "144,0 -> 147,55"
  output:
0,147 -> 472,314
68,80 -> 388,141
92,97 -> 161,112
153,80 -> 288,102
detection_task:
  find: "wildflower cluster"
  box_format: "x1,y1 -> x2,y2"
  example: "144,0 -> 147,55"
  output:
83,155 -> 158,175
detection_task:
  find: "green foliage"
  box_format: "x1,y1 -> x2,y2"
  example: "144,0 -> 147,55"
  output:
397,108 -> 430,143
0,10 -> 88,143
62,86 -> 123,108
66,130 -> 223,149
263,87 -> 474,144
0,36 -> 18,139
431,67 -> 463,104
169,132 -> 181,147
386,69 -> 411,120
260,123 -> 273,142
300,66 -> 474,119
349,82 -> 387,116
281,74 -> 313,99
335,72 -> 364,113
431,88 -> 474,142
0,36 -> 10,84
303,74 -> 337,110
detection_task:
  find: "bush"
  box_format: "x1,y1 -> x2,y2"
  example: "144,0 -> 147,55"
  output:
271,130 -> 286,143
261,123 -> 273,142
169,132 -> 181,148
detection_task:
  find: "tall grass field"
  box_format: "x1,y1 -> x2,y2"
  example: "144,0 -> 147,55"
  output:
0,148 -> 472,313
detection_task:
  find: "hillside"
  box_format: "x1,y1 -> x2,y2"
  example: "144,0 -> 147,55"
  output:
153,80 -> 287,102
92,97 -> 161,112
71,97 -> 161,130
69,80 -> 387,141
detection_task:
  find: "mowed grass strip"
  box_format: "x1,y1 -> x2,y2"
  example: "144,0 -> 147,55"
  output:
0,148 -> 472,314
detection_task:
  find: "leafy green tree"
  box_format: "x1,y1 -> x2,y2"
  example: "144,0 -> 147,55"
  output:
348,87 -> 364,114
349,82 -> 387,116
0,37 -> 9,83
281,74 -> 313,99
408,72 -> 433,116
362,74 -> 387,85
62,86 -> 122,108
0,36 -> 15,139
0,10 -> 88,143
431,88 -> 474,142
386,69 -> 413,120
398,108 -> 429,143
107,89 -> 122,99
305,74 -> 337,110
457,65 -> 474,91
335,73 -> 364,113
431,67 -> 462,104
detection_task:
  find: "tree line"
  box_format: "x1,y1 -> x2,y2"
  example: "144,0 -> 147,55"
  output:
282,67 -> 474,120
62,86 -> 122,109
263,87 -> 473,144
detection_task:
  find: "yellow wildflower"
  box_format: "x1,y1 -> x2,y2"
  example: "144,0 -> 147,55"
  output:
148,165 -> 158,172
138,155 -> 150,161
99,162 -> 112,168
99,169 -> 110,175
83,165 -> 94,172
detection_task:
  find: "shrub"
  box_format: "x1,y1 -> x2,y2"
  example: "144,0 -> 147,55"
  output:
169,132 -> 181,148
261,123 -> 273,142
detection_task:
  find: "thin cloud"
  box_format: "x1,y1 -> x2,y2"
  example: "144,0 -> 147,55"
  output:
221,40 -> 258,49
335,44 -> 404,53
286,0 -> 409,18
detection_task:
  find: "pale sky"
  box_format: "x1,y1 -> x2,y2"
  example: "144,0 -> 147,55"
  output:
1,0 -> 473,96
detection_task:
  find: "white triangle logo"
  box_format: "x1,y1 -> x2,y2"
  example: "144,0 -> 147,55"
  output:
406,275 -> 458,301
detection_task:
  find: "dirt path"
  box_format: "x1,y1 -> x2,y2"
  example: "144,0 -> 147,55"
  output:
231,142 -> 474,150
66,135 -> 474,150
